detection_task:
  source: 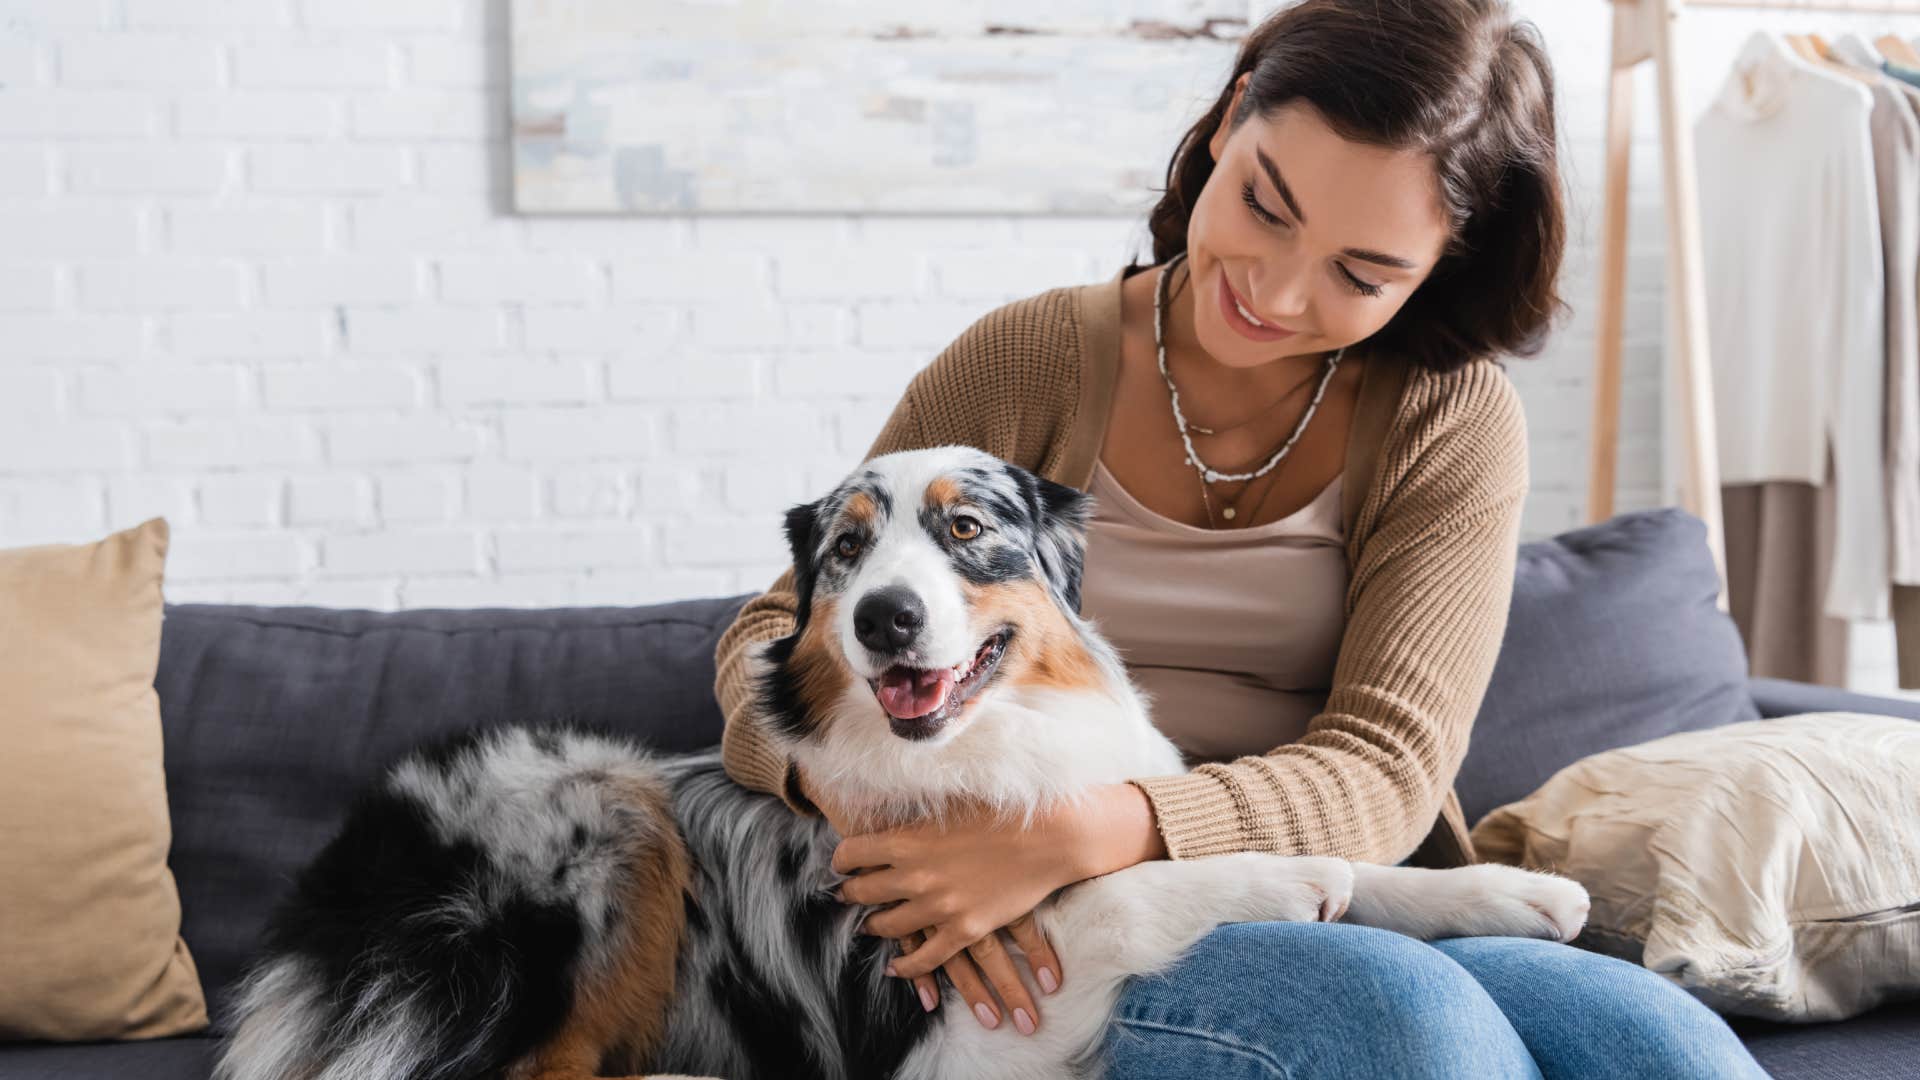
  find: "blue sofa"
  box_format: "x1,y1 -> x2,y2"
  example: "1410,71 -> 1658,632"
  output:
2,508 -> 1915,1078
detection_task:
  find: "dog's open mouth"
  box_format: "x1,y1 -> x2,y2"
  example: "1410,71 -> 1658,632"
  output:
868,629 -> 1011,740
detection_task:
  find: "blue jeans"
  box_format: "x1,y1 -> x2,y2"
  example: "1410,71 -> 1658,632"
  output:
1096,921 -> 1768,1079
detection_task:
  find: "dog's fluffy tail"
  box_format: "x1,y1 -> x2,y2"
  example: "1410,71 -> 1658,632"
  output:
213,723 -> 687,1080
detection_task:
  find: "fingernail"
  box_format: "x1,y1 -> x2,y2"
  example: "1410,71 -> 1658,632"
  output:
973,1002 -> 999,1029
886,962 -> 898,977
918,983 -> 937,1012
1013,1007 -> 1035,1035
1037,966 -> 1059,994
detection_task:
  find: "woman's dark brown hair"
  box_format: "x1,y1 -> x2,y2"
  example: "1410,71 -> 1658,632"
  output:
1138,0 -> 1567,372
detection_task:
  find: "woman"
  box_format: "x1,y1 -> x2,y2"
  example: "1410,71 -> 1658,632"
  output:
713,1 -> 1768,1076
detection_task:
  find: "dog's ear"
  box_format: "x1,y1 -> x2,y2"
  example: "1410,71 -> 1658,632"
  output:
1022,471 -> 1092,613
781,498 -> 823,622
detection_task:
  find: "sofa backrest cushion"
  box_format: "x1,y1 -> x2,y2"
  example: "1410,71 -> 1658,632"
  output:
155,594 -> 751,1028
1455,507 -> 1759,827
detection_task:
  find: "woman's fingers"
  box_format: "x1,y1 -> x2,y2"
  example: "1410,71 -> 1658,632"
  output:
899,931 -> 940,1014
835,868 -> 913,907
890,923 -> 973,979
861,900 -> 941,941
932,949 -> 1003,1031
966,930 -> 1040,1035
1004,912 -> 1062,995
830,833 -> 898,875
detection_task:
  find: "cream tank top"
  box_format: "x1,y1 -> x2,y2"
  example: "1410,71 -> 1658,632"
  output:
1076,458 -> 1349,767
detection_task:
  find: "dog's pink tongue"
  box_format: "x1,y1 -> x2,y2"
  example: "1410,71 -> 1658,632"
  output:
876,667 -> 954,720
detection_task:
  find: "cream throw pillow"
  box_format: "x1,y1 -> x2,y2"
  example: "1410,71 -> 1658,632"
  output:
0,517 -> 208,1041
1471,713 -> 1920,1022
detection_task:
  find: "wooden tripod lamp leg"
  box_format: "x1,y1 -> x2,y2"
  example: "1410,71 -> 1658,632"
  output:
1590,0 -> 1728,611
1589,2 -> 1636,527
1650,0 -> 1729,610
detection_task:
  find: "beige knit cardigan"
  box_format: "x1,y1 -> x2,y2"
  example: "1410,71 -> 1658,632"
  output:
712,264 -> 1529,870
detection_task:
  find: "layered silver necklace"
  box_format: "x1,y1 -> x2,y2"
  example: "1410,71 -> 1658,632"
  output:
1155,250 -> 1342,523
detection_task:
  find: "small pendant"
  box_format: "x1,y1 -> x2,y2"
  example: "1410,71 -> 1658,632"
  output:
1204,468 -> 1221,483
1222,507 -> 1236,520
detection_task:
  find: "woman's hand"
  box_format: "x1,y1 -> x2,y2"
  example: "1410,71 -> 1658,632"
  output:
829,783 -> 1165,1032
799,765 -> 1166,1034
832,801 -> 1073,1035
891,921 -> 1060,1036
796,767 -> 1009,1023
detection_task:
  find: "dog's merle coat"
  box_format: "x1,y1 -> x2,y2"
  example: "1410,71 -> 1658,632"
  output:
215,446 -> 1592,1080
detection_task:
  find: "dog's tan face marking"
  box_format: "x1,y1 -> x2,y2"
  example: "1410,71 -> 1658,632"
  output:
962,579 -> 1103,694
921,475 -> 962,513
842,491 -> 879,532
787,597 -> 852,726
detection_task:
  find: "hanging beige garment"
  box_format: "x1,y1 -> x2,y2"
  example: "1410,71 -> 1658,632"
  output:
1834,37 -> 1920,686
1722,470 -> 1849,688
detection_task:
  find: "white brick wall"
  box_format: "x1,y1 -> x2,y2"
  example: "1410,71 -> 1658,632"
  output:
6,0 -> 1918,693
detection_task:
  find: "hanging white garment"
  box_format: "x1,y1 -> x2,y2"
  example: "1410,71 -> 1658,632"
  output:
1696,32 -> 1889,621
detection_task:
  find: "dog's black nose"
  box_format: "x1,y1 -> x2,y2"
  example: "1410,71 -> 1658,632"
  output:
853,586 -> 925,653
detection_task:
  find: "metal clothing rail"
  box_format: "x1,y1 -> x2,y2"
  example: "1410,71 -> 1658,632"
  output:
1687,0 -> 1920,12
1588,0 -> 1920,611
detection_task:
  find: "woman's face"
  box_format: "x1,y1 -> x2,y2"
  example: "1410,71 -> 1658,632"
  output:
1189,83 -> 1452,368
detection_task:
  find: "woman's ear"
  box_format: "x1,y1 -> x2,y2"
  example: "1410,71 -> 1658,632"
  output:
1208,72 -> 1250,162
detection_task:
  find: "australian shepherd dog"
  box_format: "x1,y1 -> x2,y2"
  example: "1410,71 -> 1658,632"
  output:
214,445 -> 1589,1080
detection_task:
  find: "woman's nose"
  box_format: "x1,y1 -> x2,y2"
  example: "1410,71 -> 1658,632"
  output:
1248,261 -> 1312,323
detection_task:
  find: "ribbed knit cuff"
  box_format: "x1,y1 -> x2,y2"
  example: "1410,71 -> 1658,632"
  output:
719,707 -> 819,817
1128,772 -> 1252,860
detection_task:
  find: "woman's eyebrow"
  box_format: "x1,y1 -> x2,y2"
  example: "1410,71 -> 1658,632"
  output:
1342,247 -> 1418,270
1255,147 -> 1419,271
1255,147 -> 1307,223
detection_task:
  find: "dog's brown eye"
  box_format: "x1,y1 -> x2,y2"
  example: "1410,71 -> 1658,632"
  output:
835,535 -> 861,559
950,516 -> 982,541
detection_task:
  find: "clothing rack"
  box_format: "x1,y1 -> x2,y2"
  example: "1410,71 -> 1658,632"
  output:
1589,0 -> 1920,612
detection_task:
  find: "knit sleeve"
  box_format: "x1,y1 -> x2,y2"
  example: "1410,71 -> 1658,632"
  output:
714,382 -> 927,815
1129,364 -> 1530,865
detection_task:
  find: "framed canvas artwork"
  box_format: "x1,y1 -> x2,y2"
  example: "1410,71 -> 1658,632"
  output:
509,1 -> 1249,214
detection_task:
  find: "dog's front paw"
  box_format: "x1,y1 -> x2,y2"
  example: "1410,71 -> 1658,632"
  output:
1251,854 -> 1354,925
1461,863 -> 1590,942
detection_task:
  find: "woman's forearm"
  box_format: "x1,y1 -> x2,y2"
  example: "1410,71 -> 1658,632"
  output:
1069,782 -> 1169,881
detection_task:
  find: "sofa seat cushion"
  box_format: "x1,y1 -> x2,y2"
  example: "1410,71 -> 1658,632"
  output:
1734,999 -> 1920,1079
0,1035 -> 220,1080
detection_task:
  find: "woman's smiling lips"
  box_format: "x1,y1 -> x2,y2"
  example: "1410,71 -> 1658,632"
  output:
1216,269 -> 1300,343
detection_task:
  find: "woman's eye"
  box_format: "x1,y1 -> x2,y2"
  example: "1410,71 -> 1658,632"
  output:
1240,179 -> 1284,227
950,516 -> 982,541
835,535 -> 862,559
1338,265 -> 1385,298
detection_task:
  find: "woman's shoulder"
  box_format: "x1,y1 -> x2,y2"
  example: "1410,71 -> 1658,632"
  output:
1384,356 -> 1530,495
904,276 -> 1112,419
916,280 -> 1099,385
1399,357 -> 1526,443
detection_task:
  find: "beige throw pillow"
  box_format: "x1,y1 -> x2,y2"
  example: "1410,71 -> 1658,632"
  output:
1471,712 -> 1920,1022
0,517 -> 208,1041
